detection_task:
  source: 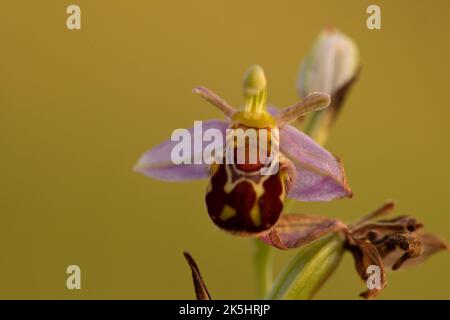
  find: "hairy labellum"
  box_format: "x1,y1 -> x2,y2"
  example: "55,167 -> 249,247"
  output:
206,162 -> 286,235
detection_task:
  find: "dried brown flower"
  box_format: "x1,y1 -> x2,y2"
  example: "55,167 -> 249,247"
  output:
261,202 -> 449,299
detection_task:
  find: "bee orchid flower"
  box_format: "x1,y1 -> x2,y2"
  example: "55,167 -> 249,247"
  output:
134,65 -> 352,236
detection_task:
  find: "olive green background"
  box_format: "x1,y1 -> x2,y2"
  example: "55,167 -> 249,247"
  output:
1,0 -> 449,299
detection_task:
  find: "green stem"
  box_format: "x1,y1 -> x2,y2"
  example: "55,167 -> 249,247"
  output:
252,239 -> 273,298
251,197 -> 296,298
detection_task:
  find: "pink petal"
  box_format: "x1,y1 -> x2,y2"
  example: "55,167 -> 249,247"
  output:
280,125 -> 352,201
134,120 -> 228,181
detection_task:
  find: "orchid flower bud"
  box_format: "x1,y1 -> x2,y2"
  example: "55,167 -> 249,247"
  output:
298,27 -> 360,145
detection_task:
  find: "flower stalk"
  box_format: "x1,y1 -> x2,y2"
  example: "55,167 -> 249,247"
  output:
252,239 -> 274,298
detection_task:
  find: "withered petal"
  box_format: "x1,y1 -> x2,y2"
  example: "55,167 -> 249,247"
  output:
382,231 -> 449,270
260,214 -> 347,250
353,201 -> 396,226
350,216 -> 422,240
183,251 -> 211,300
346,236 -> 387,299
346,203 -> 449,299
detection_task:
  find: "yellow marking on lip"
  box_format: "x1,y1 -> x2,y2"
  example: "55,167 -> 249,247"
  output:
250,206 -> 262,226
219,205 -> 236,221
223,164 -> 271,194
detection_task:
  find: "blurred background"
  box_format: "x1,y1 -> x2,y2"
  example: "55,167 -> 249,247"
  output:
1,0 -> 449,299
